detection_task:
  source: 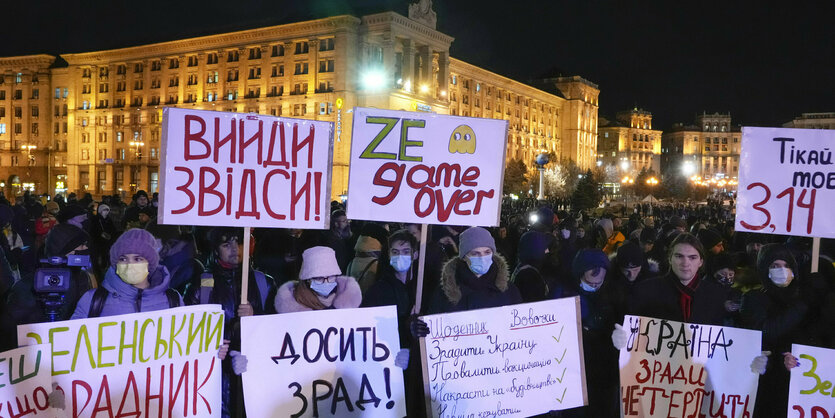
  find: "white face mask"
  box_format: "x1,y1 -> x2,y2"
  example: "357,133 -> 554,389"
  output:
768,267 -> 794,287
561,229 -> 571,239
310,281 -> 338,296
389,255 -> 412,272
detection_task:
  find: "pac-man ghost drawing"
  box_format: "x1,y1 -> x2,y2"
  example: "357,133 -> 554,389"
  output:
448,125 -> 476,154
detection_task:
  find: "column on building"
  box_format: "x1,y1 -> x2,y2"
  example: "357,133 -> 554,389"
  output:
437,50 -> 449,97
308,39 -> 319,97
401,38 -> 414,88
418,45 -> 431,91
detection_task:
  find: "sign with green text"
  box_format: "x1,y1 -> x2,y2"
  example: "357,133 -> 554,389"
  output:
788,344 -> 835,417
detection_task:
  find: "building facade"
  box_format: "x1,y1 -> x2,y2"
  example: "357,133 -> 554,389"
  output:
0,0 -> 598,199
661,112 -> 741,183
783,112 -> 835,130
598,107 -> 662,176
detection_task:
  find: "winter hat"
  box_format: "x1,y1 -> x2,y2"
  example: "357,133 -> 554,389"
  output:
299,246 -> 342,280
45,224 -> 89,257
697,228 -> 723,250
45,201 -> 59,214
669,215 -> 686,229
110,228 -> 160,273
134,190 -> 149,200
707,252 -> 736,276
640,227 -> 657,244
517,231 -> 551,265
536,206 -> 555,227
572,249 -> 610,278
96,203 -> 110,214
756,243 -> 798,286
355,223 -> 388,251
458,226 -> 496,258
596,218 -> 614,238
616,241 -> 645,269
57,204 -> 86,224
0,205 -> 13,226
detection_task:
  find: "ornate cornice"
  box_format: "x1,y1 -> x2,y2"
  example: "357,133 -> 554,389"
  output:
362,12 -> 453,46
449,58 -> 564,105
0,54 -> 56,69
62,16 -> 361,65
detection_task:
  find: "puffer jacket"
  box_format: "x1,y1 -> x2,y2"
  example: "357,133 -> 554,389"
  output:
428,254 -> 522,314
72,265 -> 181,318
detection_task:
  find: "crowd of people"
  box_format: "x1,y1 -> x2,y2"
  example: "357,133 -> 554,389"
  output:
1,189 -> 833,417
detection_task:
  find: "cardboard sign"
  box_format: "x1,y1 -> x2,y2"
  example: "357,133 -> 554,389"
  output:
346,108 -> 508,226
17,305 -> 225,418
788,344 -> 835,417
736,127 -> 835,238
240,306 -> 406,417
419,298 -> 587,417
0,344 -> 53,416
159,107 -> 333,228
618,315 -> 761,417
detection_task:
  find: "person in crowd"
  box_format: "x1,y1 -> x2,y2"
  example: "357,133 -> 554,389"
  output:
706,252 -> 742,326
34,201 -> 59,251
597,217 -> 625,255
556,217 -> 581,281
698,228 -> 725,256
274,246 -> 362,313
741,244 -> 812,417
122,190 -> 155,229
347,222 -> 389,293
427,226 -> 521,314
402,223 -> 444,313
320,209 -> 354,272
553,248 -> 624,417
611,241 -> 656,298
0,224 -> 94,350
90,203 -> 117,272
511,230 -> 553,302
639,227 -> 656,257
147,223 -> 198,293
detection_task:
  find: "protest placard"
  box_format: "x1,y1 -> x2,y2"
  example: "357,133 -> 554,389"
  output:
418,298 -> 586,417
0,344 -> 53,417
346,107 -> 508,226
736,127 -> 835,239
17,305 -> 225,418
618,315 -> 762,417
240,306 -> 406,417
159,107 -> 333,229
788,344 -> 835,417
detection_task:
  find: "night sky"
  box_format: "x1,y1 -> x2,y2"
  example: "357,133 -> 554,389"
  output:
2,0 -> 832,129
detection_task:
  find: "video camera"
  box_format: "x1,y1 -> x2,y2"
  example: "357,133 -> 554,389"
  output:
34,255 -> 91,321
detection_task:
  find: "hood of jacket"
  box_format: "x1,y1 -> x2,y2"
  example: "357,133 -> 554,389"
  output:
440,253 -> 509,305
274,275 -> 361,313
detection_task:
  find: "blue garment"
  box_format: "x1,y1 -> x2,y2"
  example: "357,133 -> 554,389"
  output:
71,265 -> 180,318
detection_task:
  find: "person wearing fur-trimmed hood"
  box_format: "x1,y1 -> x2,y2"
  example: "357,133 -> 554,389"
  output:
427,227 -> 521,314
274,246 -> 362,313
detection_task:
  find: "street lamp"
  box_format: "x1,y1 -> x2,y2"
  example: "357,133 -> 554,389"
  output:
621,175 -> 634,211
129,141 -> 144,192
535,152 -> 550,200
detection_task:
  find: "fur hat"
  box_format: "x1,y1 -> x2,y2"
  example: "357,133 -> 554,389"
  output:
458,227 -> 496,258
45,224 -> 89,257
299,246 -> 342,280
572,249 -> 610,278
110,228 -> 160,273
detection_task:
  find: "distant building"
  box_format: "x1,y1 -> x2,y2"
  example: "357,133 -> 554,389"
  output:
783,112 -> 835,130
598,107 -> 662,177
661,112 -> 741,184
0,0 -> 599,198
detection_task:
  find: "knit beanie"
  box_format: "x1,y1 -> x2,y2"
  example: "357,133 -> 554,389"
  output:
572,249 -> 610,279
45,224 -> 89,257
458,226 -> 496,258
697,228 -> 723,250
707,252 -> 736,276
110,228 -> 160,273
640,227 -> 657,244
616,241 -> 645,269
517,231 -> 551,265
299,246 -> 342,280
57,204 -> 86,224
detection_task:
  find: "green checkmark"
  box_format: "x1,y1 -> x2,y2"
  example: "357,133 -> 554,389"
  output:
555,387 -> 567,403
552,325 -> 565,343
554,348 -> 567,364
555,367 -> 567,383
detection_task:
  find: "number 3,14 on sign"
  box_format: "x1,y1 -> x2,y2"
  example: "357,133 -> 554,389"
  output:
736,127 -> 835,239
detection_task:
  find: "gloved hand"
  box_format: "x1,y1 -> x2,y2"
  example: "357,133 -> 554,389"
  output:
611,323 -> 628,350
48,382 -> 65,410
217,339 -> 230,360
410,315 -> 429,338
750,351 -> 771,375
783,352 -> 801,370
230,350 -> 248,375
395,349 -> 410,369
237,303 -> 254,317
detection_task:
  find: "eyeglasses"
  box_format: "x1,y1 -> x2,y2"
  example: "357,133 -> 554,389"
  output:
311,277 -> 336,284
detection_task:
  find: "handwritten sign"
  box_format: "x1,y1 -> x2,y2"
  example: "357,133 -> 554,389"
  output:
17,305 -> 225,418
418,298 -> 586,417
346,108 -> 508,226
618,315 -> 761,417
159,107 -> 333,228
240,306 -> 406,417
736,127 -> 835,238
788,344 -> 835,417
0,344 -> 53,417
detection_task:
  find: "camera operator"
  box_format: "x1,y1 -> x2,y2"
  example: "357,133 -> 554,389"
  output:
0,223 -> 94,351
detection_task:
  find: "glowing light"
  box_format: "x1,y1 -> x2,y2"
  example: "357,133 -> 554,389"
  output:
620,161 -> 629,171
529,213 -> 539,224
420,84 -> 429,93
440,90 -> 447,97
361,69 -> 386,90
403,80 -> 412,92
682,161 -> 695,175
596,160 -> 603,167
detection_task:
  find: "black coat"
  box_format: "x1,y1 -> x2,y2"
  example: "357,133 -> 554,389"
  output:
629,272 -> 729,325
361,265 -> 415,347
428,255 -> 522,314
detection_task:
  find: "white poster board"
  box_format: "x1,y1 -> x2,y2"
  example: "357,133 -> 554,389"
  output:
17,305 -> 225,418
347,108 -> 508,226
618,315 -> 762,417
240,306 -> 406,417
788,343 -> 835,417
418,298 -> 586,417
159,107 -> 333,228
736,127 -> 835,238
0,344 -> 53,416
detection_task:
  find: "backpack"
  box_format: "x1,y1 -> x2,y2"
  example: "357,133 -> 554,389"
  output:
88,287 -> 181,318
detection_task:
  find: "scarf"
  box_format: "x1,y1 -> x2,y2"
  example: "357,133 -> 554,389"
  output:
293,280 -> 336,310
673,274 -> 701,322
